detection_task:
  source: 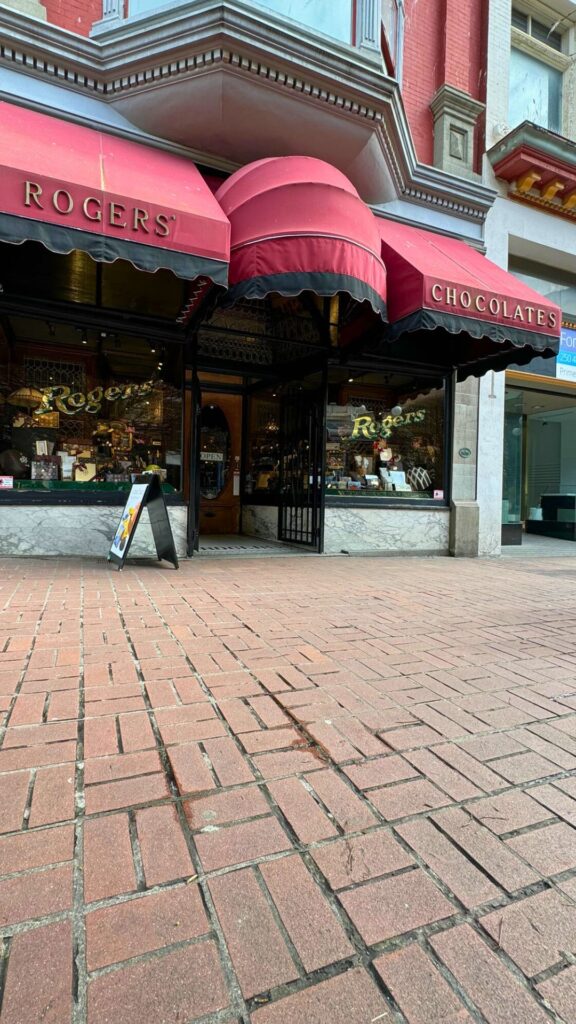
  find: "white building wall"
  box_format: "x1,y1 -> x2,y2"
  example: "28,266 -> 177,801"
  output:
479,0 -> 576,555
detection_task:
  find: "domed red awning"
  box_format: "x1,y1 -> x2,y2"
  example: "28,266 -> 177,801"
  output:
215,157 -> 387,319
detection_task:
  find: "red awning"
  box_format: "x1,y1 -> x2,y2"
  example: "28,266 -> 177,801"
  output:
215,157 -> 387,318
378,221 -> 560,375
0,101 -> 230,283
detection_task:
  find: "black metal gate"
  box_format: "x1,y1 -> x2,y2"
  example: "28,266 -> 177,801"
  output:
278,388 -> 324,549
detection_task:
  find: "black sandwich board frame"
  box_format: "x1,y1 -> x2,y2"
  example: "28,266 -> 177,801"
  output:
108,474 -> 179,570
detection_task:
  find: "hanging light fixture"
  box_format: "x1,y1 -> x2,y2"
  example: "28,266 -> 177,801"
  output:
7,387 -> 44,411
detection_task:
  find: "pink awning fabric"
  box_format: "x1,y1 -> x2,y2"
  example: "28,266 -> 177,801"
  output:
0,101 -> 230,282
378,220 -> 560,373
215,157 -> 387,318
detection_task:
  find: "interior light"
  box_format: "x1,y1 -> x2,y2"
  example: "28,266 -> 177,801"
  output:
391,404 -> 403,416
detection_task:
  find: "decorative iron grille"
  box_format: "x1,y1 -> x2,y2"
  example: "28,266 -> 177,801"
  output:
23,358 -> 86,391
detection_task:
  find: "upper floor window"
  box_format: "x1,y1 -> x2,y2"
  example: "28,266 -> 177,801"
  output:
509,47 -> 562,132
130,0 -> 354,43
508,7 -> 568,134
511,8 -> 563,51
382,0 -> 404,77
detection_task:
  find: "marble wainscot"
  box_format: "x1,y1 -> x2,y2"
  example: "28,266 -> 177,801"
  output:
323,507 -> 450,555
241,504 -> 279,540
0,505 -> 188,558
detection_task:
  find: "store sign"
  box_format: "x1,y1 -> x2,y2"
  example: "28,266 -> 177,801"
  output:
23,181 -> 175,238
351,410 -> 425,440
429,282 -> 558,330
0,476 -> 14,489
557,327 -> 576,382
200,452 -> 224,462
36,381 -> 154,416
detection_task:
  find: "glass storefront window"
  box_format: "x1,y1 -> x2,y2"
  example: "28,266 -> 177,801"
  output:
503,389 -> 524,525
325,373 -> 446,500
503,386 -> 576,534
0,330 -> 183,495
199,405 -> 231,500
244,390 -> 280,497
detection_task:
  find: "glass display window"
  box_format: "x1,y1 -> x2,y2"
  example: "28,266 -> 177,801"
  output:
199,405 -> 231,500
244,390 -> 280,497
0,321 -> 183,496
503,385 -> 576,531
325,371 -> 446,501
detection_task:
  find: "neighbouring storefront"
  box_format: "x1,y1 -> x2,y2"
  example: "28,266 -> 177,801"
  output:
0,102 -> 562,558
501,261 -> 576,545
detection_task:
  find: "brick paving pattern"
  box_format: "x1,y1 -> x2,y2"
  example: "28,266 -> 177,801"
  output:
1,553 -> 576,1023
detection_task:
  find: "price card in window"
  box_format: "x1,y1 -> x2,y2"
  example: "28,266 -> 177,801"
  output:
0,476 -> 13,489
434,489 -> 444,500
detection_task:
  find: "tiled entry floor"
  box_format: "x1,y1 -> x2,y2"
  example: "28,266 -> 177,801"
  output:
198,534 -> 316,556
1,553 -> 576,1023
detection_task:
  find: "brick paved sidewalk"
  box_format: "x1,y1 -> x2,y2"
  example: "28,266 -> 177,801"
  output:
1,553 -> 576,1024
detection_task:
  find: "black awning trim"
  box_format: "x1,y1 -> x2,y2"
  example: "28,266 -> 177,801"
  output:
0,213 -> 229,284
387,308 -> 559,356
221,271 -> 387,321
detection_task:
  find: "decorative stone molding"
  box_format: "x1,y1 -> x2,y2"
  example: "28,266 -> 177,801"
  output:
430,83 -> 485,181
355,0 -> 381,58
0,0 -> 46,19
489,120 -> 576,221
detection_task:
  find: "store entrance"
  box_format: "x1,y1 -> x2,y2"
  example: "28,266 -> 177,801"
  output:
187,368 -> 326,556
197,384 -> 243,537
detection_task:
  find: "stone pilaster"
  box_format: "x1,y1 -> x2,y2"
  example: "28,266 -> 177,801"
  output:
430,83 -> 485,181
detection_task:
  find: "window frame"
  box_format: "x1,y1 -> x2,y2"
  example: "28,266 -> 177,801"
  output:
509,6 -> 574,138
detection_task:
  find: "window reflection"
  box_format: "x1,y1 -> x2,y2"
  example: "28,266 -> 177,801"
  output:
129,0 -> 353,42
325,374 -> 446,500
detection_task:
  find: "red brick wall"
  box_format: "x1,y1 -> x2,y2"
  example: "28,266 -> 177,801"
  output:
402,0 -> 487,166
43,0 -> 103,36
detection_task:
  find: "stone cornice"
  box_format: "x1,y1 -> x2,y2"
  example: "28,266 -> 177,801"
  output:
489,120 -> 576,220
0,1 -> 496,223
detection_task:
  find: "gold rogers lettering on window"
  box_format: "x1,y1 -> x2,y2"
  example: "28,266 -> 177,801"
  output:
23,181 -> 175,239
430,283 -> 558,329
37,382 -> 154,416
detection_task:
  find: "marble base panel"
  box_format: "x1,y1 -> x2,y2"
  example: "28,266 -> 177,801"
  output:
324,507 -> 450,554
0,505 -> 188,559
241,505 -> 279,541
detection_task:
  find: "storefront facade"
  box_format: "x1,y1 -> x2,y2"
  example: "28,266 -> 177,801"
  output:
0,1 -> 564,559
0,106 -> 560,558
501,263 -> 576,544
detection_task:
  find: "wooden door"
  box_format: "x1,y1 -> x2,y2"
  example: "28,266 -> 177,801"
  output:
198,391 -> 242,535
